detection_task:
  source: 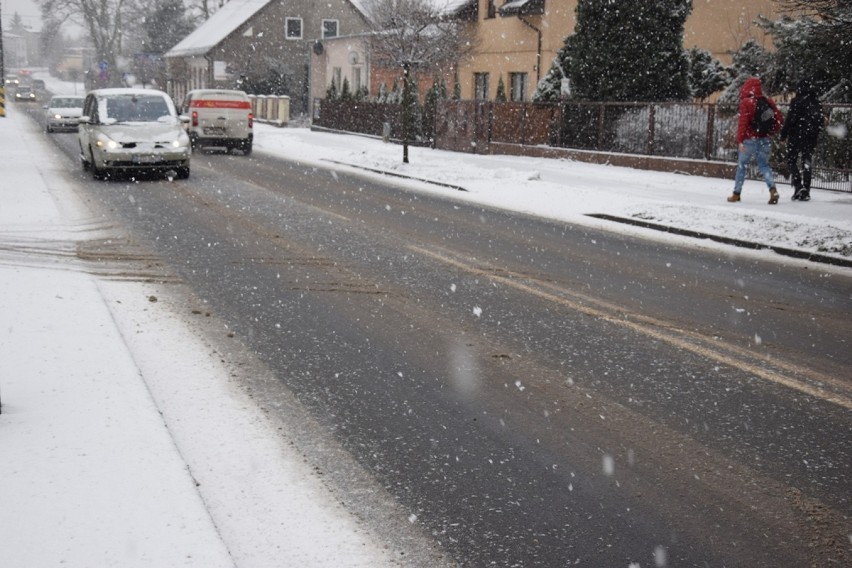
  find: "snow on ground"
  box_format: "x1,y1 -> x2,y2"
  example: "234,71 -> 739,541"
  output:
0,72 -> 850,568
250,124 -> 852,262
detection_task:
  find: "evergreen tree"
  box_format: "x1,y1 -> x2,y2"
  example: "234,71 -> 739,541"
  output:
340,77 -> 352,101
10,12 -> 27,33
452,73 -> 461,100
439,78 -> 449,100
495,76 -> 507,102
686,47 -> 730,101
533,35 -> 574,102
717,39 -> 773,108
760,10 -> 851,102
422,78 -> 447,143
144,0 -> 195,55
376,82 -> 388,103
326,78 -> 339,100
571,0 -> 693,102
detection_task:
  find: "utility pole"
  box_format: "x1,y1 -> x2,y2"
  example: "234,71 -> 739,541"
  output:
1,2 -> 6,119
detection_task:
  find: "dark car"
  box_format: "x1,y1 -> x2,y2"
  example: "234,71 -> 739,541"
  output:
14,85 -> 38,102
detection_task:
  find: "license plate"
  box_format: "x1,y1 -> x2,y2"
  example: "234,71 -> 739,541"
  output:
204,127 -> 225,135
132,154 -> 162,164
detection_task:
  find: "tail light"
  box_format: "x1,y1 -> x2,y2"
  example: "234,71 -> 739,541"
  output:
191,111 -> 198,127
248,113 -> 254,129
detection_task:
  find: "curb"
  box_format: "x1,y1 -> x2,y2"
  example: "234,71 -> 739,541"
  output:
321,159 -> 469,192
586,213 -> 852,269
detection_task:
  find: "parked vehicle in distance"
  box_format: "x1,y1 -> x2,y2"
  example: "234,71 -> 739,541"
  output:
14,85 -> 37,102
5,74 -> 20,87
179,89 -> 253,154
45,95 -> 85,132
32,79 -> 47,92
78,88 -> 191,180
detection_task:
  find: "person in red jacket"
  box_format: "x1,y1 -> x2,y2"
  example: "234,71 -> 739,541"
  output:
727,77 -> 784,204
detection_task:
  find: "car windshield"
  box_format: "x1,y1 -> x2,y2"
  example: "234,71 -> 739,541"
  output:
104,94 -> 172,123
51,98 -> 83,108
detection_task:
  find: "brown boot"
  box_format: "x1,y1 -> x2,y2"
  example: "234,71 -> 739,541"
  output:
768,187 -> 779,204
727,193 -> 741,202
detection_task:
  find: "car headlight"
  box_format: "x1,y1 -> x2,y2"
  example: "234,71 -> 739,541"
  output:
172,132 -> 190,148
54,114 -> 62,120
96,133 -> 120,150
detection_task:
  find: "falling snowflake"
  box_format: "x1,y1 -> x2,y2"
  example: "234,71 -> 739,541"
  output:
603,454 -> 615,476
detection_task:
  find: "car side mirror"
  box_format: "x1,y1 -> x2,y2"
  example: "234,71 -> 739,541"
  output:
179,115 -> 190,124
78,116 -> 91,124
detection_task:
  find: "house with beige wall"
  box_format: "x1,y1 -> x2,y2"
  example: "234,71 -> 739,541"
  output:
452,0 -> 784,102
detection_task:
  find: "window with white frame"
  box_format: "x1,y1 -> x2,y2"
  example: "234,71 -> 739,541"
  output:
286,18 -> 303,40
332,67 -> 342,91
352,67 -> 362,93
510,72 -> 528,102
474,73 -> 490,101
322,19 -> 339,38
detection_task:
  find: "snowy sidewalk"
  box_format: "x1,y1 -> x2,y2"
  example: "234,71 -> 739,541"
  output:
0,108 -> 402,566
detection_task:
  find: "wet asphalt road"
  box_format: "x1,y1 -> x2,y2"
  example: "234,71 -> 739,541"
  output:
36,113 -> 852,567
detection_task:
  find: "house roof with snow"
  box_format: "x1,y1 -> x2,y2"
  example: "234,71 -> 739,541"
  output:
442,0 -> 476,13
166,0 -> 372,59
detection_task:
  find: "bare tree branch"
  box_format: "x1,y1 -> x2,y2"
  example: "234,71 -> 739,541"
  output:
365,0 -> 476,68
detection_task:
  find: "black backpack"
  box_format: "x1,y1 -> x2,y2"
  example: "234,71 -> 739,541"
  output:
751,96 -> 776,135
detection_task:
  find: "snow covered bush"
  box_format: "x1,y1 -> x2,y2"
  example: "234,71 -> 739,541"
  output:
613,104 -> 714,159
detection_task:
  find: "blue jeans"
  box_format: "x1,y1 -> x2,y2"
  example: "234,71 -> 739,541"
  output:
733,137 -> 775,195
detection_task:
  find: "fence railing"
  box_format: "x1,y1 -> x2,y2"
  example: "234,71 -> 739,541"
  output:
247,95 -> 291,126
314,99 -> 852,193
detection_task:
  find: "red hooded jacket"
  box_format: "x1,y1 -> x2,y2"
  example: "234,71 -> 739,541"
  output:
736,77 -> 783,144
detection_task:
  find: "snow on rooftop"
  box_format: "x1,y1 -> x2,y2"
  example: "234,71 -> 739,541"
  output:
166,0 -> 273,58
166,0 -> 373,58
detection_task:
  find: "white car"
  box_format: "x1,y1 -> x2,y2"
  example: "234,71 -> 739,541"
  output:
78,88 -> 191,180
179,89 -> 253,154
45,95 -> 85,132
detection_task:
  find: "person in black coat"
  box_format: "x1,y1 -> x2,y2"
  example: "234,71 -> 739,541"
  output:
780,79 -> 824,201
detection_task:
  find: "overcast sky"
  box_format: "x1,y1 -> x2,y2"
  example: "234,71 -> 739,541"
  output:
3,0 -> 42,31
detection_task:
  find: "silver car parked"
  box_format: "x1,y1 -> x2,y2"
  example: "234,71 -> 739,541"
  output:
78,88 -> 191,180
45,95 -> 85,132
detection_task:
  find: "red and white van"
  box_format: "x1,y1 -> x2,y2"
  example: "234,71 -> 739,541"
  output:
180,89 -> 253,155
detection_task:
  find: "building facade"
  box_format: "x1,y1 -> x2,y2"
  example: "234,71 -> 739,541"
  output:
452,0 -> 782,102
165,0 -> 371,115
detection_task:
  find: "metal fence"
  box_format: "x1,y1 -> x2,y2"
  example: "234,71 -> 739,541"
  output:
316,99 -> 852,192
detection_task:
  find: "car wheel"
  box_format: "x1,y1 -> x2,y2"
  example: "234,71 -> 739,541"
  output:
80,146 -> 91,171
90,148 -> 106,180
46,125 -> 53,133
242,140 -> 252,156
176,166 -> 190,180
